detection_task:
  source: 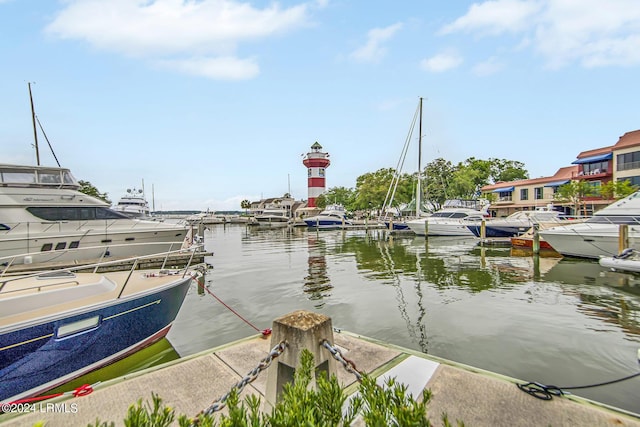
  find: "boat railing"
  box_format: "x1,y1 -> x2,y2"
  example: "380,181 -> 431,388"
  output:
0,218 -> 186,234
0,240 -> 200,278
0,244 -> 205,297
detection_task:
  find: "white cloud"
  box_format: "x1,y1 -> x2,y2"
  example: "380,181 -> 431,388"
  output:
420,51 -> 463,72
350,22 -> 403,63
440,0 -> 542,36
157,56 -> 260,80
45,0 -> 313,79
472,56 -> 504,76
440,0 -> 640,69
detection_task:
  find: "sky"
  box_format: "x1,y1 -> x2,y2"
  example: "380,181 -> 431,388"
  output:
2,0 -> 640,212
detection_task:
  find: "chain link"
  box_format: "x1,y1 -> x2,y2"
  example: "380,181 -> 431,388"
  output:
321,339 -> 363,382
194,340 -> 287,421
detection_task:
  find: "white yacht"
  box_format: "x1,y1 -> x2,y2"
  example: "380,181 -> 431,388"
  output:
254,208 -> 291,226
539,191 -> 640,259
0,164 -> 190,265
406,200 -> 488,236
112,188 -> 151,219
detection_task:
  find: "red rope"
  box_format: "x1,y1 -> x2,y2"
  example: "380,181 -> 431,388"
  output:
5,383 -> 97,406
196,276 -> 271,337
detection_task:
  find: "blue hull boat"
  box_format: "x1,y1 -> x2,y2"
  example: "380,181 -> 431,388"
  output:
0,251 -> 199,403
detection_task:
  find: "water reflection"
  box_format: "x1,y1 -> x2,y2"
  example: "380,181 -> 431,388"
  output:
304,233 -> 332,307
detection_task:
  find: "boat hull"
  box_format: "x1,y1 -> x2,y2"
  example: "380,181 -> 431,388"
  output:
0,276 -> 192,402
408,220 -> 478,237
0,226 -> 187,265
539,223 -> 635,259
467,224 -> 532,238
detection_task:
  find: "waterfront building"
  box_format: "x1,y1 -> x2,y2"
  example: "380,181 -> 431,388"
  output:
480,129 -> 640,217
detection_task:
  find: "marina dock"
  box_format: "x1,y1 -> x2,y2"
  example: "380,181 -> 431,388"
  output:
2,310 -> 639,427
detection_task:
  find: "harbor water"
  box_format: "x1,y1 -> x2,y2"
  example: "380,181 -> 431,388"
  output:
167,224 -> 640,415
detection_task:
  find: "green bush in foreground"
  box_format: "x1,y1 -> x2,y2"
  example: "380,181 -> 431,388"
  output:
85,349 -> 463,427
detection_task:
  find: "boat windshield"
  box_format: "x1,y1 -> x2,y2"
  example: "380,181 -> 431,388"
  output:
587,215 -> 640,225
0,165 -> 79,189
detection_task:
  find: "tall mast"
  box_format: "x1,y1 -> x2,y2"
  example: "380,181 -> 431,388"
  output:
28,82 -> 40,165
416,97 -> 423,216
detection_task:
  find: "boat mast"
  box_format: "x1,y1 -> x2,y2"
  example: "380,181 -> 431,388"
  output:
416,97 -> 423,216
28,82 -> 40,165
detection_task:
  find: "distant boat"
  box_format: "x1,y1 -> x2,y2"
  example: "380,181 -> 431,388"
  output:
407,199 -> 488,237
467,207 -> 567,238
0,248 -> 202,403
253,208 -> 291,227
304,204 -> 351,229
113,187 -> 151,219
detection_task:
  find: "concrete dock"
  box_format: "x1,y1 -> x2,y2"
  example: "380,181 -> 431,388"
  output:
2,325 -> 639,426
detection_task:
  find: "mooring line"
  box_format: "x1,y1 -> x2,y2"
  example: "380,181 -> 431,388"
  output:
196,277 -> 271,337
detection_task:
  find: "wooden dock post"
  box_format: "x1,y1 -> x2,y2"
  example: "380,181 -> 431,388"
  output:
619,224 -> 629,255
265,310 -> 337,407
480,219 -> 486,241
532,223 -> 540,254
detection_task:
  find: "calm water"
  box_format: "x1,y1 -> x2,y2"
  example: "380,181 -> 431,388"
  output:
167,224 -> 640,415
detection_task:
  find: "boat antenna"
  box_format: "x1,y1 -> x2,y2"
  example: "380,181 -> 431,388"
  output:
28,82 -> 40,166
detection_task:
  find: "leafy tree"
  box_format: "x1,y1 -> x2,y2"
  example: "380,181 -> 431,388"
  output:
599,180 -> 638,200
488,158 -> 528,182
554,181 -> 596,216
78,180 -> 111,204
316,186 -> 355,211
423,158 -> 455,209
240,199 -> 251,214
352,168 -> 397,211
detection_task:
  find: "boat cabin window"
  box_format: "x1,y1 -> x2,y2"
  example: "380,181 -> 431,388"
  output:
27,207 -> 129,221
0,170 -> 36,184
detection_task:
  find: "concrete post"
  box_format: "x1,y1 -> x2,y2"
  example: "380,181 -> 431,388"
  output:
265,310 -> 337,407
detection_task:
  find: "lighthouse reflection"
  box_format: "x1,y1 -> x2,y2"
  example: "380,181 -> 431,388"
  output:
304,233 -> 332,308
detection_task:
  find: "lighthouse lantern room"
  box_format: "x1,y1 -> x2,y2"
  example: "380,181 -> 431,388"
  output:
302,142 -> 330,208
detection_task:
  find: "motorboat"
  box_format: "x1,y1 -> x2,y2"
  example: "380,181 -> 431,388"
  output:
112,187 -> 151,219
540,191 -> 640,259
0,247 -> 203,403
467,207 -> 567,238
253,208 -> 291,227
406,199 -> 488,237
304,204 -> 351,229
0,164 -> 190,265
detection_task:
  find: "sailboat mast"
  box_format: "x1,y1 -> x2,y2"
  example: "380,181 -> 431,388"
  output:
416,97 -> 423,216
28,82 -> 40,166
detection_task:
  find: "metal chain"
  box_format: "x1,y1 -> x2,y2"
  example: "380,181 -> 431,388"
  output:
195,340 -> 287,421
321,339 -> 363,382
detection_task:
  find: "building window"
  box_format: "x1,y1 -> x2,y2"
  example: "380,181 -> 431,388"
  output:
535,187 -> 543,200
498,191 -> 512,202
583,161 -> 608,175
618,176 -> 640,187
520,188 -> 528,201
617,151 -> 640,172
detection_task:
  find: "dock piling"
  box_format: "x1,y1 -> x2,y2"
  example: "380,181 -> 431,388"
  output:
265,310 -> 337,407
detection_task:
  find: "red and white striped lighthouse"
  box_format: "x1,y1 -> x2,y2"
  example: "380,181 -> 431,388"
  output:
302,142 -> 330,208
